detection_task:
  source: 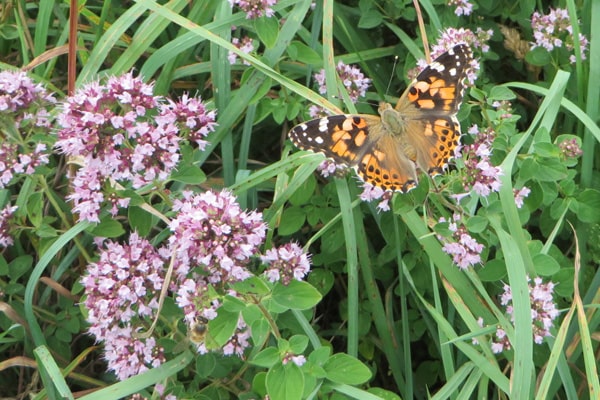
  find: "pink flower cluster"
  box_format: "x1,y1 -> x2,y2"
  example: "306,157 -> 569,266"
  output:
448,0 -> 473,16
438,213 -> 484,270
559,138 -> 583,159
314,61 -> 371,103
0,142 -> 49,188
228,36 -> 255,65
229,0 -> 277,19
490,276 -> 559,353
0,70 -> 56,121
80,232 -> 167,380
531,8 -> 589,64
460,125 -> 502,197
262,242 -> 311,285
55,72 -> 216,223
0,204 -> 18,248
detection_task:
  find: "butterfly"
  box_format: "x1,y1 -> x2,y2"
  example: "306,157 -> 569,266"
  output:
289,44 -> 473,193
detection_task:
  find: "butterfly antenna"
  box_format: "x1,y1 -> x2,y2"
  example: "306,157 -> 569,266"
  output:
385,55 -> 399,97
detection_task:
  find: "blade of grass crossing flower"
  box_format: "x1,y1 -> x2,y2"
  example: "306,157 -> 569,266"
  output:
429,361 -> 476,400
565,0 -> 586,106
78,351 -> 194,400
333,178 -> 359,358
571,224 -> 600,398
34,345 -> 73,400
355,221 -> 407,393
580,0 -> 600,189
392,215 -> 413,399
492,223 -> 533,399
111,0 -> 189,75
403,266 -> 510,394
212,2 -> 234,186
535,298 -> 576,399
24,221 -> 92,347
32,0 -> 54,76
77,4 -> 148,84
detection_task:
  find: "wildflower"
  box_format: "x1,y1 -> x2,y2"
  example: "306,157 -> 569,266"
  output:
531,8 -> 589,64
168,190 -> 267,284
317,159 -> 347,178
262,242 -> 311,285
56,72 -> 215,222
448,0 -> 473,16
359,182 -> 391,212
229,0 -> 277,19
513,187 -> 531,208
282,352 -> 307,366
80,232 -> 167,380
438,213 -> 484,269
222,316 -> 251,357
0,204 -> 18,248
314,61 -> 371,103
490,276 -> 559,352
0,70 -> 55,119
307,105 -> 331,119
0,143 -> 50,188
459,125 -> 502,197
228,36 -> 255,65
491,100 -> 514,121
558,138 -> 583,158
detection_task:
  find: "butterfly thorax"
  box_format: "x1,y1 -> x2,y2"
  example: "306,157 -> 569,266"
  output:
378,102 -> 407,136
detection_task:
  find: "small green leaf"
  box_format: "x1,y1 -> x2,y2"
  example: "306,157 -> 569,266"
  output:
128,206 -> 154,236
9,255 -> 33,280
465,216 -> 488,233
488,86 -> 516,101
26,192 -> 43,227
323,353 -> 372,384
289,335 -> 309,354
287,41 -> 321,65
533,142 -> 559,158
250,318 -> 271,347
266,362 -> 304,400
358,9 -> 383,28
272,280 -> 322,310
230,276 -> 271,295
209,309 -> 239,347
251,347 -> 280,368
170,165 -> 206,184
254,17 -> 279,48
532,253 -> 560,276
525,47 -> 551,66
90,218 -> 125,238
278,206 -> 306,236
573,189 -> 600,223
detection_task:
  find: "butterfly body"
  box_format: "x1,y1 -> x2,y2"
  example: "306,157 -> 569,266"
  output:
289,44 -> 473,193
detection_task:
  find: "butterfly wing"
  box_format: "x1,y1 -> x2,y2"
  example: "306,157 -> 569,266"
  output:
393,44 -> 472,175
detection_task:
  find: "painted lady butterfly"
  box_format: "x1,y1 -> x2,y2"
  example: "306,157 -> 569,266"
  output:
289,44 -> 473,193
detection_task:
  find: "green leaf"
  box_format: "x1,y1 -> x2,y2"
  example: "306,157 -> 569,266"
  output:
532,253 -> 560,276
128,206 -> 154,236
533,142 -> 559,158
90,218 -> 125,238
466,216 -> 488,233
250,318 -> 271,348
289,175 -> 316,206
289,335 -> 309,354
254,16 -> 279,48
573,189 -> 600,223
170,164 -> 206,184
278,206 -> 306,236
477,258 -> 507,282
209,309 -> 239,347
272,280 -> 322,310
251,347 -> 280,368
525,47 -> 551,66
26,192 -> 43,228
230,276 -> 271,295
358,9 -> 383,28
488,86 -> 516,101
287,41 -> 321,65
323,353 -> 372,384
9,255 -> 33,280
266,362 -> 304,400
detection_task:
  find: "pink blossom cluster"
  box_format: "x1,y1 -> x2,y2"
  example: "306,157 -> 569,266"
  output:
448,0 -> 473,16
228,36 -> 255,65
314,61 -> 371,103
55,72 -> 216,223
262,242 -> 311,285
0,142 -> 49,188
80,232 -> 167,380
229,0 -> 277,19
460,125 -> 503,197
0,70 -> 56,123
559,138 -> 583,159
438,213 -> 484,270
490,276 -> 559,353
531,8 -> 589,64
0,204 -> 18,248
513,187 -> 531,209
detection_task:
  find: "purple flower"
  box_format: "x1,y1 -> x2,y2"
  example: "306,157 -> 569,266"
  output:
513,187 -> 531,208
448,0 -> 473,16
531,8 -> 589,64
314,61 -> 371,103
261,242 -> 311,285
81,232 -> 167,380
559,138 -> 583,158
228,36 -> 255,65
459,125 -> 503,197
55,72 -> 216,223
168,190 -> 267,284
0,204 -> 18,248
0,70 -> 56,118
438,213 -> 484,269
229,0 -> 277,19
485,276 -> 559,353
